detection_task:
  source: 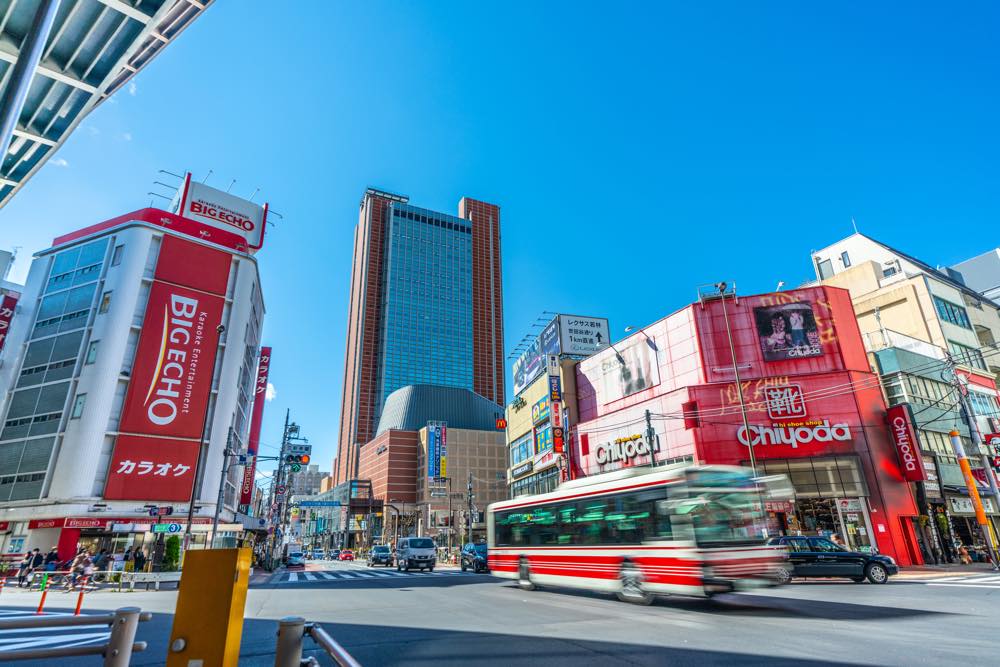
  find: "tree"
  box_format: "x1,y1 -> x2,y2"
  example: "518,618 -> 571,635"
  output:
163,536 -> 181,571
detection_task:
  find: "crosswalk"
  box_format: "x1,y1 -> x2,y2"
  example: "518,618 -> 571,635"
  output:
274,567 -> 481,584
0,609 -> 110,653
907,573 -> 1000,588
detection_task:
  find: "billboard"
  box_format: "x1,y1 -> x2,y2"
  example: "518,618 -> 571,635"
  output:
512,319 -> 560,395
600,339 -> 660,401
0,292 -> 18,355
105,235 -> 231,500
559,315 -> 610,355
240,346 -> 272,507
753,301 -> 822,361
427,421 -> 447,480
170,173 -> 267,253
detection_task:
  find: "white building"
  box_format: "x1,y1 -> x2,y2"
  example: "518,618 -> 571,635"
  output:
0,204 -> 265,561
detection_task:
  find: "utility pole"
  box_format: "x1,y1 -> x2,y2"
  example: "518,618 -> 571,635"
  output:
267,410 -> 291,568
645,409 -> 657,469
947,359 -> 1000,568
467,472 -> 474,544
210,427 -> 235,548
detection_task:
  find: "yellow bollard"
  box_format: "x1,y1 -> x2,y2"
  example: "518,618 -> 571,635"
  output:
166,548 -> 251,667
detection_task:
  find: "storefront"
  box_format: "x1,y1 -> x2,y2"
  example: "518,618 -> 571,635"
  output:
945,494 -> 999,562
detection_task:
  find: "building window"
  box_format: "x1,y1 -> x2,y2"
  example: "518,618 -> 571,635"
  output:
948,340 -> 986,370
111,245 -> 124,266
934,296 -> 972,329
840,251 -> 851,267
816,258 -> 833,280
968,391 -> 1000,418
85,341 -> 99,365
70,394 -> 86,419
98,292 -> 112,314
883,266 -> 898,278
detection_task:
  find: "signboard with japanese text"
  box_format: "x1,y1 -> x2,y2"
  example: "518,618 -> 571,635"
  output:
764,384 -> 806,420
240,346 -> 272,507
558,315 -> 610,355
0,292 -> 18,355
531,396 -> 550,425
105,235 -> 231,501
427,421 -> 447,480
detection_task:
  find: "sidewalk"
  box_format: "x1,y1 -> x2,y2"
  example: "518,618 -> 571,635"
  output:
896,562 -> 998,579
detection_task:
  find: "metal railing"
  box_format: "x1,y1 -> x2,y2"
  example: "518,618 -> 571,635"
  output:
274,616 -> 362,667
0,606 -> 151,664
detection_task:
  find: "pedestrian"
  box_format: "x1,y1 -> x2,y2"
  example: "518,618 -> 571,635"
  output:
26,548 -> 44,584
134,549 -> 147,572
64,551 -> 87,591
44,546 -> 60,571
830,533 -> 844,547
16,553 -> 32,587
123,546 -> 134,572
92,549 -> 107,572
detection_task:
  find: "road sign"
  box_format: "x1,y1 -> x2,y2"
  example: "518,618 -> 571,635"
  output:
152,522 -> 182,534
297,501 -> 341,507
291,464 -> 301,473
276,485 -> 287,495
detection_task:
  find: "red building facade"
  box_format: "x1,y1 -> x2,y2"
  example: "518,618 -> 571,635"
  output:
572,286 -> 922,565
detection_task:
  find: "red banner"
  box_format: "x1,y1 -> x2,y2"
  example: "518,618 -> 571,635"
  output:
240,346 -> 272,506
105,236 -> 231,501
117,282 -> 225,439
887,404 -> 925,481
105,435 -> 201,501
0,293 -> 18,354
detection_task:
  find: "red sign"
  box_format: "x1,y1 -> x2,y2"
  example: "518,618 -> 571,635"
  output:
553,427 -> 565,453
240,346 -> 272,506
764,384 -> 806,420
887,404 -> 926,481
117,282 -> 225,438
105,434 -> 200,501
0,293 -> 18,354
985,433 -> 1000,452
64,518 -> 107,529
105,236 -> 231,501
28,519 -> 59,530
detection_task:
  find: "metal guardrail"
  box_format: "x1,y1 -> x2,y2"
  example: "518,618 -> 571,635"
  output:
0,606 -> 151,664
274,616 -> 362,667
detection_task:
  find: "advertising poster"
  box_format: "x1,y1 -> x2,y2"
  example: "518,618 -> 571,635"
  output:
600,339 -> 660,402
513,318 -> 561,395
0,292 -> 18,354
427,423 -> 438,480
531,396 -> 550,424
754,301 -> 823,361
535,424 -> 553,454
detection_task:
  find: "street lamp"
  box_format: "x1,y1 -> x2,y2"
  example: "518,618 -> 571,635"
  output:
624,325 -> 658,351
715,282 -> 757,478
182,323 -> 225,556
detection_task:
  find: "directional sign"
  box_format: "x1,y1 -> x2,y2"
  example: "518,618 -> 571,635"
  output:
152,523 -> 182,534
297,501 -> 341,508
291,464 -> 301,473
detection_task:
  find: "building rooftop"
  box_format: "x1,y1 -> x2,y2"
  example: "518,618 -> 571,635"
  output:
375,384 -> 503,436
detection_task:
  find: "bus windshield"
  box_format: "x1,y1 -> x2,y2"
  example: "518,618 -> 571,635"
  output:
671,491 -> 766,548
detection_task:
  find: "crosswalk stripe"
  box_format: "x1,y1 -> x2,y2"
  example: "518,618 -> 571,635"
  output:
302,573 -> 315,581
287,572 -> 298,583
318,572 -> 336,580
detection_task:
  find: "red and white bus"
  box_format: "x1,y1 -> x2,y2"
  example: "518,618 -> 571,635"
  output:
487,463 -> 790,603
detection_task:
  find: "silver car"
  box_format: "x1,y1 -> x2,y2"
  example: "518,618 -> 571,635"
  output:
396,537 -> 436,572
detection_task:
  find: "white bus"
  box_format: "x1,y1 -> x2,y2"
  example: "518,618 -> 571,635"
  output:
487,463 -> 790,604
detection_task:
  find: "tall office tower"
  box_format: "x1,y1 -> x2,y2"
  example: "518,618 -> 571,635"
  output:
334,189 -> 503,485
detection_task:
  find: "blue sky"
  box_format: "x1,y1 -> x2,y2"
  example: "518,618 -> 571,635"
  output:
2,1 -> 998,475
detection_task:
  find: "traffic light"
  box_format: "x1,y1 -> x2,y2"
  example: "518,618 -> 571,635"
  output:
284,454 -> 310,465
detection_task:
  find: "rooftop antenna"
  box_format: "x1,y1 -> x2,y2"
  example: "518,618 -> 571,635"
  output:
201,169 -> 213,184
851,216 -> 859,234
248,186 -> 260,202
226,179 -> 236,193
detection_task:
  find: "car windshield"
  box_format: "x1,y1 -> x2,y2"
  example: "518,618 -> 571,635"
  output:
407,538 -> 435,549
289,552 -> 303,558
373,546 -> 389,553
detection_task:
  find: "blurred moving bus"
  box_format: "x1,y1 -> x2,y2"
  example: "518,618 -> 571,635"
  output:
487,464 -> 791,604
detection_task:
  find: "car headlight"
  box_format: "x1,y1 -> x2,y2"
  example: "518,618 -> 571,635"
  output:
880,555 -> 896,566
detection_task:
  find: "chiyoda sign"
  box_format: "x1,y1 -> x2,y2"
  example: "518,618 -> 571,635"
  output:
171,173 -> 267,253
886,404 -> 926,481
595,433 -> 660,465
737,420 -> 851,449
106,235 -> 231,501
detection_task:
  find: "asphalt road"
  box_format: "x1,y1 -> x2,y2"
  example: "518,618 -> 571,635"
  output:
1,560 -> 997,665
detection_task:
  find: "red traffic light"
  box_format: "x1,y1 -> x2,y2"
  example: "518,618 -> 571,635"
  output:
300,454 -> 310,465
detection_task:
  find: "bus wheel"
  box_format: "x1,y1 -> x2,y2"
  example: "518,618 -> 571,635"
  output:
518,557 -> 535,591
617,562 -> 653,605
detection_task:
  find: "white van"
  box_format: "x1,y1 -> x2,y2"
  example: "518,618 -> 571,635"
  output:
396,537 -> 437,572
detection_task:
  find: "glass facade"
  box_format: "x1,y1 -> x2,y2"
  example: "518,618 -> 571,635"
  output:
0,239 -> 108,500
376,203 -> 473,420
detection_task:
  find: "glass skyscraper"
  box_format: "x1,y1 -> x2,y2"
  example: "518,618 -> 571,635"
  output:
335,189 -> 504,484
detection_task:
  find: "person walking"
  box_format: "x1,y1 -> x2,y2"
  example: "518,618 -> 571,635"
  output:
64,550 -> 87,591
133,549 -> 147,572
123,547 -> 133,572
16,553 -> 32,588
26,548 -> 44,585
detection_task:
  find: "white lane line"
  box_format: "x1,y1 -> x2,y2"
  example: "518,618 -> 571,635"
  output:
287,572 -> 299,583
317,572 -> 336,580
971,575 -> 1000,583
302,573 -> 316,581
927,582 -> 1000,589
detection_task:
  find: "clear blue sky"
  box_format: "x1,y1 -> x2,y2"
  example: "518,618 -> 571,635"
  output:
2,2 -> 998,475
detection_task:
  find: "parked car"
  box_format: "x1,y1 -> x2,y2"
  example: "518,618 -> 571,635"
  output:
311,549 -> 325,560
368,545 -> 393,567
461,542 -> 489,573
286,552 -> 306,569
339,550 -> 355,561
767,536 -> 897,584
329,549 -> 341,560
396,537 -> 436,572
